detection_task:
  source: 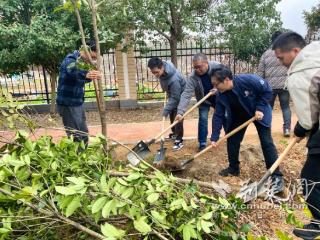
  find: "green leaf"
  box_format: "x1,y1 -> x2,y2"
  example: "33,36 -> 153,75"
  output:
200,220 -> 213,234
218,197 -> 230,207
24,140 -> 34,151
121,187 -> 134,199
117,178 -> 129,186
55,186 -> 77,196
0,228 -> 11,234
102,199 -> 117,218
276,230 -> 293,240
66,177 -> 87,185
101,223 -> 125,239
147,193 -> 159,203
100,174 -> 108,192
201,211 -> 213,220
240,224 -> 251,233
126,172 -> 141,181
92,196 -> 107,214
183,224 -> 196,240
66,196 -> 81,217
170,198 -> 184,210
134,216 -> 152,235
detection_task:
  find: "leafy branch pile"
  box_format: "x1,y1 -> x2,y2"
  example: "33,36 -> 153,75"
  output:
0,131 -> 260,240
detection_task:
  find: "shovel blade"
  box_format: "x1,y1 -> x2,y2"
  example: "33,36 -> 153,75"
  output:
153,147 -> 167,164
236,180 -> 270,203
126,141 -> 151,165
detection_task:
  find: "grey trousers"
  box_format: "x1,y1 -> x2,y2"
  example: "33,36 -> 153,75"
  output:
57,105 -> 89,144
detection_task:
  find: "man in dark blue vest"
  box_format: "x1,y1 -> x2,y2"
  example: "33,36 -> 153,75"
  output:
57,40 -> 101,144
210,65 -> 284,192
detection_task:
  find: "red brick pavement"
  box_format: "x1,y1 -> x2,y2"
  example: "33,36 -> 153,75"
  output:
0,112 -> 297,144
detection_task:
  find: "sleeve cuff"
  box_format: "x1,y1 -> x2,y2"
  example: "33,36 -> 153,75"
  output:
294,121 -> 308,138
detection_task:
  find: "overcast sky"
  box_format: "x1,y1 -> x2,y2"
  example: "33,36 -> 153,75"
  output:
276,0 -> 319,36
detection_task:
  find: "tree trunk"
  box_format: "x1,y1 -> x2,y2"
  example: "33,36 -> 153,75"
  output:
49,71 -> 58,114
91,0 -> 107,140
71,0 -> 108,148
169,37 -> 178,67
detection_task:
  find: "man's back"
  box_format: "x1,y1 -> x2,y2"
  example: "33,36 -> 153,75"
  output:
257,49 -> 287,89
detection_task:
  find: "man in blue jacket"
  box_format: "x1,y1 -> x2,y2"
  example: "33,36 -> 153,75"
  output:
57,41 -> 101,144
210,65 -> 284,191
148,57 -> 186,150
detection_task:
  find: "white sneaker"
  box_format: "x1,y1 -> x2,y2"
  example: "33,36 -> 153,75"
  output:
173,140 -> 183,151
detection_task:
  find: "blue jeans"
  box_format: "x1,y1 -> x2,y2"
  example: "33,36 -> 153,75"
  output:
270,89 -> 291,130
198,104 -> 211,147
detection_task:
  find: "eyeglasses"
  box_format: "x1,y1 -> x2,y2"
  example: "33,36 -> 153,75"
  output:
193,64 -> 204,70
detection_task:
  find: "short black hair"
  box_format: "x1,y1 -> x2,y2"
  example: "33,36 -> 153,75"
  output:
85,39 -> 97,51
272,32 -> 306,51
148,57 -> 163,69
211,65 -> 233,83
271,31 -> 283,44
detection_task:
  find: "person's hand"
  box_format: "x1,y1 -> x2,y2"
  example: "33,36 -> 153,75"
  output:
210,88 -> 218,95
211,141 -> 218,148
255,110 -> 264,120
86,70 -> 102,80
175,114 -> 183,122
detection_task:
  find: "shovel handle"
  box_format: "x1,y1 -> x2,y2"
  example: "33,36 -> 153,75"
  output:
154,91 -> 215,141
269,137 -> 298,174
193,117 -> 256,159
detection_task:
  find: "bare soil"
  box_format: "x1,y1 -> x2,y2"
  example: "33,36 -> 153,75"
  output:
113,133 -> 308,239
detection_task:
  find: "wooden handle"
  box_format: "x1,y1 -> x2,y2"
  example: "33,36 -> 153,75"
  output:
193,117 -> 256,159
269,137 -> 298,173
154,91 -> 215,141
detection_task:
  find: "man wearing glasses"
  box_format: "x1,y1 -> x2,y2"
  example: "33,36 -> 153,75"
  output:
175,53 -> 221,151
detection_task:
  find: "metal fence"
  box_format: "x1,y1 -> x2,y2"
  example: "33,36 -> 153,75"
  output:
0,51 -> 118,104
2,40 -> 257,103
134,40 -> 257,100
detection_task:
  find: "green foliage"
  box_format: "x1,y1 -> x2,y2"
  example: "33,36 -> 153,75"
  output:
0,131 -> 259,239
304,3 -> 320,32
0,90 -> 34,130
213,0 -> 282,62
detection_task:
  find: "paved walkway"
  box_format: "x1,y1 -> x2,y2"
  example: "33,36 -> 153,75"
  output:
0,112 -> 297,144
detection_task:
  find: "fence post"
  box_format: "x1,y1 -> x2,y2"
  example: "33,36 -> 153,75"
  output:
42,67 -> 50,104
115,39 -> 138,109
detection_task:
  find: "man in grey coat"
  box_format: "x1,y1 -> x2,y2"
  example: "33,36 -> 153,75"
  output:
175,53 -> 221,151
258,31 -> 292,137
148,57 -> 186,150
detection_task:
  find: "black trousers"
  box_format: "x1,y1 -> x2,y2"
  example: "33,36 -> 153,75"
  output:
57,105 -> 89,144
301,153 -> 320,220
169,108 -> 184,141
226,121 -> 282,176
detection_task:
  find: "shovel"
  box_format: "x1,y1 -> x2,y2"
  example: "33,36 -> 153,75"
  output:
154,94 -> 167,164
236,137 -> 298,203
174,117 -> 257,171
153,116 -> 167,164
127,90 -> 217,165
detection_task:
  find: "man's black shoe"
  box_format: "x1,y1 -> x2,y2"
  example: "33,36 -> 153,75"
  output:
166,133 -> 177,141
198,145 -> 206,152
293,222 -> 320,240
219,167 -> 240,177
